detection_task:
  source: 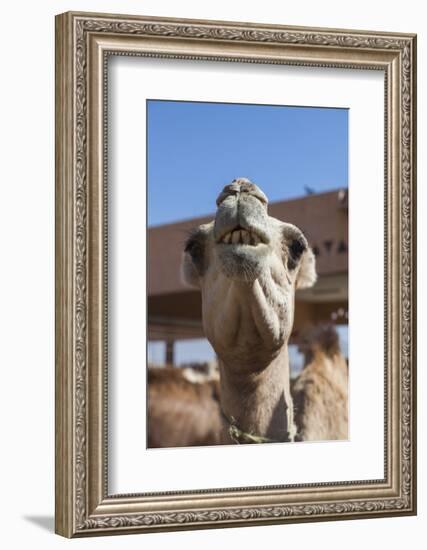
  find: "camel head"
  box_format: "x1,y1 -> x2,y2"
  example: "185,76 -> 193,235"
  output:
182,178 -> 317,371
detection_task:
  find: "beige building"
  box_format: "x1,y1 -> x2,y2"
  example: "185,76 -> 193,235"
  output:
148,189 -> 348,365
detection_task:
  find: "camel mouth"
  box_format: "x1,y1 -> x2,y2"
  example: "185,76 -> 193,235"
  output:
216,226 -> 268,246
215,224 -> 271,282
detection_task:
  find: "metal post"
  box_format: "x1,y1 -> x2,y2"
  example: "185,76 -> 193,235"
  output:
165,339 -> 175,366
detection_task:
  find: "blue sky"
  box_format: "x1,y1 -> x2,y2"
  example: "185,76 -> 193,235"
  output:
147,100 -> 348,226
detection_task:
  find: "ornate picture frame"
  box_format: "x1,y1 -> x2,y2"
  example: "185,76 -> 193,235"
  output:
55,11 -> 417,537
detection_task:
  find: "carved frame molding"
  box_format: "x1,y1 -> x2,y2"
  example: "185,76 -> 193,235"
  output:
55,11 -> 416,537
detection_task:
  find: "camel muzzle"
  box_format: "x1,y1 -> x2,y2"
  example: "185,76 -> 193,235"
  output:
213,181 -> 271,245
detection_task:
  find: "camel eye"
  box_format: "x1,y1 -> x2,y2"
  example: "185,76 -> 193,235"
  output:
185,239 -> 202,260
287,238 -> 306,270
184,230 -> 206,274
290,239 -> 305,258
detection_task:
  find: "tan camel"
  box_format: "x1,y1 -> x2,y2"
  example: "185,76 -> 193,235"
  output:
292,325 -> 348,441
181,178 -> 317,443
147,367 -> 223,447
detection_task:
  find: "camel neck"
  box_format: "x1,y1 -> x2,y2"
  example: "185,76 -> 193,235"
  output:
218,347 -> 295,443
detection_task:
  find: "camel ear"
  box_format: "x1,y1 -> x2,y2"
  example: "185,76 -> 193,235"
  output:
296,247 -> 317,289
181,251 -> 201,288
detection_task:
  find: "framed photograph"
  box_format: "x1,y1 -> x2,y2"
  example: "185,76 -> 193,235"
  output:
55,11 -> 417,537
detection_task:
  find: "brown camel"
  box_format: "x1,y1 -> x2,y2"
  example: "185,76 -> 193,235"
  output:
292,325 -> 348,441
147,367 -> 223,447
181,177 -> 317,444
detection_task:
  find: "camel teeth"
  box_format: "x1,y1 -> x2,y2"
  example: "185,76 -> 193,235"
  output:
241,230 -> 250,244
220,230 -> 261,245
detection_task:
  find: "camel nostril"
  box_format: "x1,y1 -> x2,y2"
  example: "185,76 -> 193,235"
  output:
216,185 -> 240,207
216,179 -> 269,208
232,177 -> 251,186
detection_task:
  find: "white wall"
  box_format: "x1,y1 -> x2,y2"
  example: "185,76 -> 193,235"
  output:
0,0 -> 424,548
